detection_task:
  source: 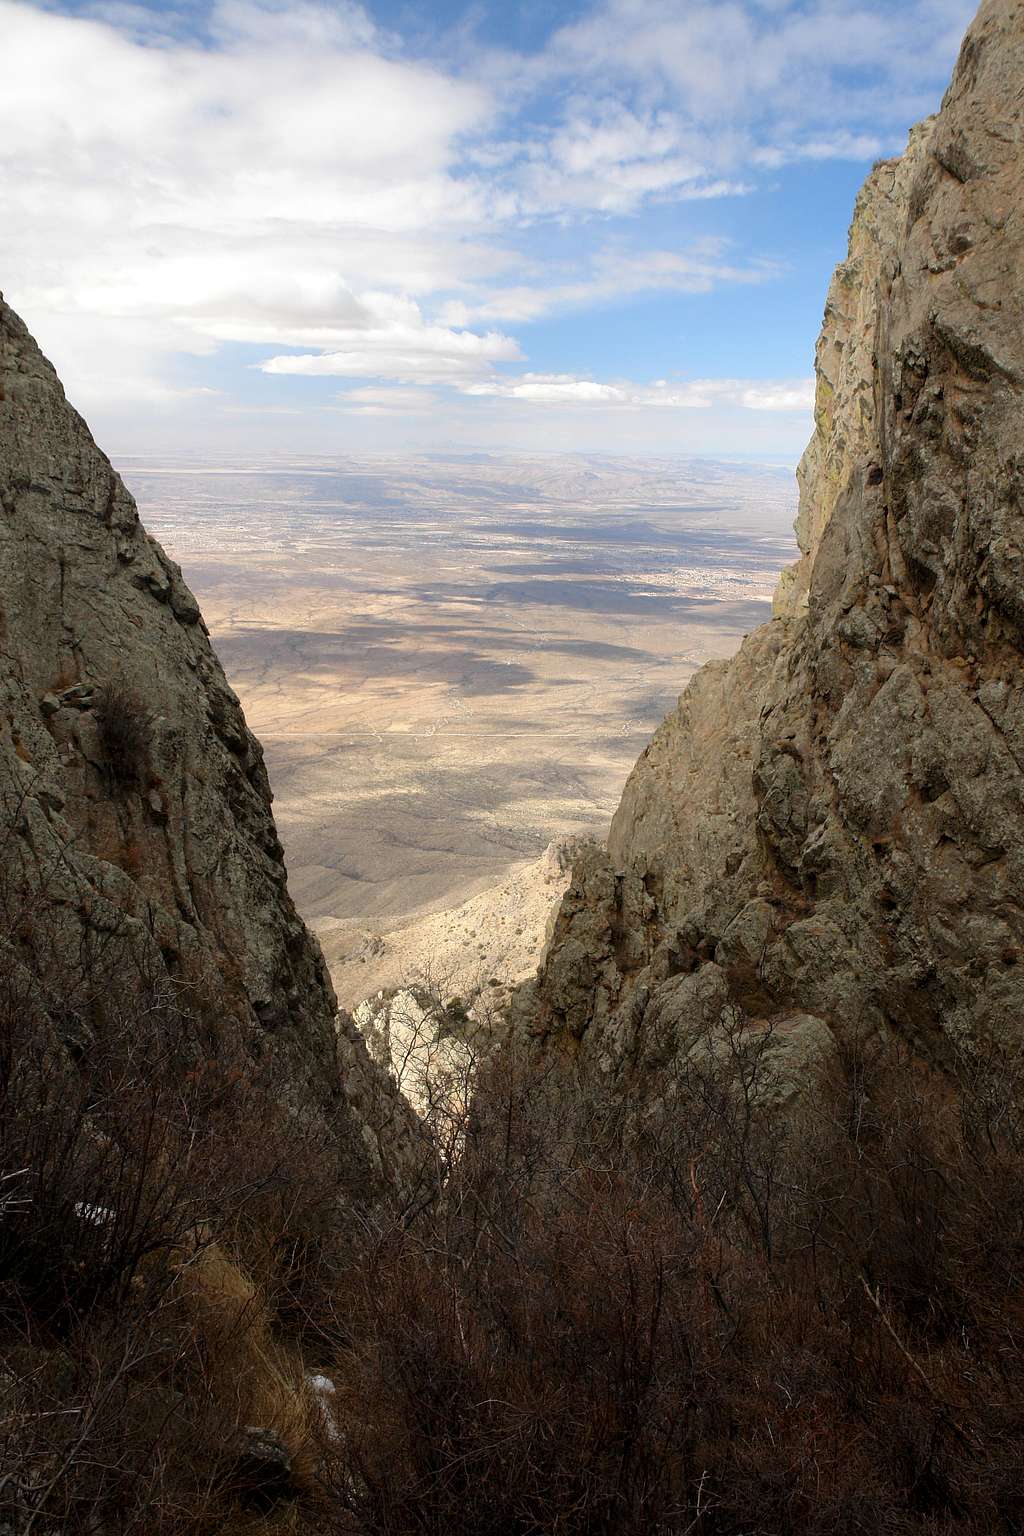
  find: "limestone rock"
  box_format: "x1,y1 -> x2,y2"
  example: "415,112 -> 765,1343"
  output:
519,0 -> 1024,1097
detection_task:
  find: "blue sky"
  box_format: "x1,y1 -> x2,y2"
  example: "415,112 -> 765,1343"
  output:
0,0 -> 976,458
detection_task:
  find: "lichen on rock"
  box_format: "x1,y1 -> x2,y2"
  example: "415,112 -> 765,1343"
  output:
516,0 -> 1024,1100
0,291 -> 423,1201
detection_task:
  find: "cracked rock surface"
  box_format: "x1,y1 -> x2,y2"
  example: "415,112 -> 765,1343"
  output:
514,0 -> 1024,1097
0,293 -> 422,1198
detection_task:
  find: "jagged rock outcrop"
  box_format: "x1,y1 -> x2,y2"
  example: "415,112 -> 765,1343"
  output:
331,834 -> 588,1013
516,0 -> 1024,1092
0,294 -> 422,1195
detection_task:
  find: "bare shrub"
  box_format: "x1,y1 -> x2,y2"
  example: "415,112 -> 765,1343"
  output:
94,677 -> 153,786
313,1026 -> 1024,1536
0,899 -> 349,1532
5,788 -> 1024,1531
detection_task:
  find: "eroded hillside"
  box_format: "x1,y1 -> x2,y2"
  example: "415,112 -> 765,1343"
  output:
0,293 -> 427,1528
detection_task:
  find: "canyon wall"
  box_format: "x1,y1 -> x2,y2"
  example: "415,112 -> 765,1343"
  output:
515,0 -> 1024,1096
0,294 -> 420,1196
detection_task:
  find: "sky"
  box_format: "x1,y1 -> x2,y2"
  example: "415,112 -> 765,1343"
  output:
0,0 -> 976,459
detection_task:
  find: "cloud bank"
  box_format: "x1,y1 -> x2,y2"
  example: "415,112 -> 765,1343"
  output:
0,0 -> 975,450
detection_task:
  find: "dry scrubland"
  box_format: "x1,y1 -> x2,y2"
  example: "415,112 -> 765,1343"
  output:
8,939 -> 1024,1536
131,452 -> 796,1002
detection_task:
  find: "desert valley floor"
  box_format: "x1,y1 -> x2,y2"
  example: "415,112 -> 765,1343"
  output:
125,452 -> 797,1004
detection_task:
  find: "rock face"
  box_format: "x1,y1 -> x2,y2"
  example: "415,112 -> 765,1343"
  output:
0,294 -> 420,1195
354,989 -> 474,1120
330,835 -> 587,1013
516,0 -> 1024,1088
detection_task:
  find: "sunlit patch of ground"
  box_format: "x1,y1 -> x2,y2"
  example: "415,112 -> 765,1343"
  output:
126,451 -> 797,1000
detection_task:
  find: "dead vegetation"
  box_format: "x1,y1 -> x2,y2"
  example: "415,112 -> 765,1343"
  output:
0,824 -> 362,1535
316,1028 -> 1024,1536
93,676 -> 154,787
0,959 -> 349,1533
3,820 -> 1024,1533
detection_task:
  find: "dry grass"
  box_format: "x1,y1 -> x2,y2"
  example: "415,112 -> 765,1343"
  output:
180,1243 -> 322,1491
313,1034 -> 1024,1536
0,897 -> 347,1535
5,809 -> 1024,1533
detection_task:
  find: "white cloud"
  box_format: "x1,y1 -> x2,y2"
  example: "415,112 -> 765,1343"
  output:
2,0 -> 769,410
752,132 -> 889,170
0,0 -> 498,401
259,310 -> 522,382
460,372 -> 814,412
335,386 -> 440,414
465,375 -> 629,404
735,381 -> 816,411
482,0 -> 974,219
507,103 -> 748,215
207,0 -> 381,50
0,0 -> 973,444
546,0 -> 976,151
442,242 -> 776,326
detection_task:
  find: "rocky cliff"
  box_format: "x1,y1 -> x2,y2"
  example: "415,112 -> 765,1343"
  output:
0,294 -> 420,1196
516,0 -> 1024,1094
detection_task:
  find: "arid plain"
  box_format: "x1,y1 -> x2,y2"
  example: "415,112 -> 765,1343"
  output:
126,453 -> 797,1005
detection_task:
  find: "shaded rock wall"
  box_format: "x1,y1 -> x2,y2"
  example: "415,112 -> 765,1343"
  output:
0,294 -> 421,1196
516,0 -> 1024,1089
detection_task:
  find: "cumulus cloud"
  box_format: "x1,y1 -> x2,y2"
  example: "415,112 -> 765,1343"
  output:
0,0 -> 498,399
0,0 -> 769,410
261,333 -> 521,384
0,0 -> 973,443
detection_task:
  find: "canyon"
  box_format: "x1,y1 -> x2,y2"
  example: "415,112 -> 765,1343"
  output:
1,0 -> 1023,1528
126,451 -> 795,1006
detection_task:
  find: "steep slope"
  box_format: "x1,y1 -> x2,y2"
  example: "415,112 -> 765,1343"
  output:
516,0 -> 1024,1086
0,293 -> 420,1195
326,837 -> 584,1012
